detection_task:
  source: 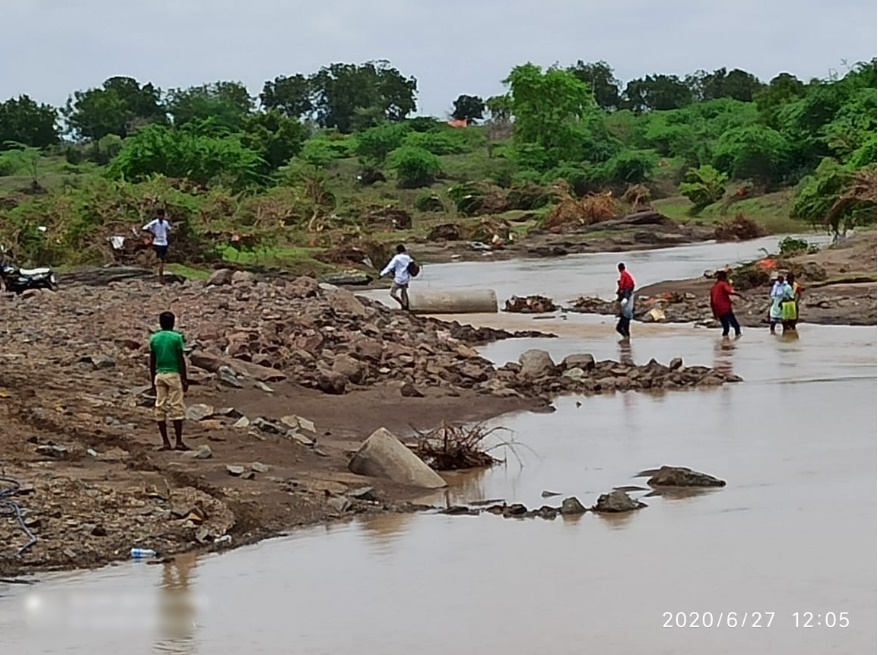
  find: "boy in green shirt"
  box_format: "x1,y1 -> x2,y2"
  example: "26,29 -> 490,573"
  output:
149,311 -> 189,450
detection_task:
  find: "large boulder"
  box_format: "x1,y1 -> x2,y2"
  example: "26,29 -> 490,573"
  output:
647,466 -> 726,488
348,428 -> 447,489
518,349 -> 555,378
332,354 -> 365,385
206,268 -> 234,286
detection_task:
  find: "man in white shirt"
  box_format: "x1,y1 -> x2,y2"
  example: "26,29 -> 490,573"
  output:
380,244 -> 413,310
142,208 -> 172,283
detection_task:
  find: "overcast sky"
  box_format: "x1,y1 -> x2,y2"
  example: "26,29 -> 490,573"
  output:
3,0 -> 876,116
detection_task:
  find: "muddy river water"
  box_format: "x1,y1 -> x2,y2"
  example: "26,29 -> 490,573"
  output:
2,237 -> 875,654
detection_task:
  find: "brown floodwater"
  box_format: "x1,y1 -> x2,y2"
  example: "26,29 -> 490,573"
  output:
2,237 -> 874,655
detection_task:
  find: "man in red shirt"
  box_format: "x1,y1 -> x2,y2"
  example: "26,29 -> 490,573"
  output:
710,270 -> 742,338
616,262 -> 636,339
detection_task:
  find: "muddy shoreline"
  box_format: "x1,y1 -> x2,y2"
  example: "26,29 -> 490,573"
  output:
0,270 -> 741,577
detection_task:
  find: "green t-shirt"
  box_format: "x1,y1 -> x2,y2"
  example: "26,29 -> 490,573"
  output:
150,330 -> 185,374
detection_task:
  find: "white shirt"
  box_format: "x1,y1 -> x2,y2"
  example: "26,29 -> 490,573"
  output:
381,253 -> 413,285
143,218 -> 171,246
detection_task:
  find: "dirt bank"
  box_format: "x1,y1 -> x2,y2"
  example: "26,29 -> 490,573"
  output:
0,273 -> 739,576
570,231 -> 877,327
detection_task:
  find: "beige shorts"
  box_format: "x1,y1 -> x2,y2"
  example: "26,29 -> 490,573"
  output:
155,372 -> 186,422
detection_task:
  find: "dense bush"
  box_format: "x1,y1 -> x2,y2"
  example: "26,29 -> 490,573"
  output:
355,122 -> 411,165
388,146 -> 442,188
679,164 -> 728,210
108,124 -> 263,189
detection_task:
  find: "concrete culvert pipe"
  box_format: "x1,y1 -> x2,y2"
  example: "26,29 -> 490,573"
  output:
408,289 -> 499,315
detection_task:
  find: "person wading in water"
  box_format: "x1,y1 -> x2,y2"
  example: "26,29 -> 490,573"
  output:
380,245 -> 416,310
710,270 -> 743,338
615,262 -> 636,340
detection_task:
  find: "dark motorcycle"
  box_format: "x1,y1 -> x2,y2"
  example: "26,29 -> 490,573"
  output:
0,260 -> 58,294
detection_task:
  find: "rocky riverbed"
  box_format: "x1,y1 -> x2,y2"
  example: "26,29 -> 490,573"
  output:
0,272 -> 740,576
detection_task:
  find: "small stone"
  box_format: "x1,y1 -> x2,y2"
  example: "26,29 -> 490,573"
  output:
327,496 -> 352,513
401,382 -> 424,398
347,486 -> 375,501
186,404 -> 215,421
560,496 -> 587,515
669,357 -> 684,371
254,381 -> 275,393
541,490 -> 561,498
91,525 -> 108,537
233,416 -> 251,429
89,356 -> 116,370
215,407 -> 243,419
217,366 -> 243,388
206,268 -> 234,286
287,431 -> 315,446
226,465 -> 245,477
241,471 -> 256,480
251,462 -> 270,473
191,445 -> 213,460
253,417 -> 284,434
561,367 -> 586,380
503,503 -> 528,517
36,444 -> 69,458
87,448 -> 98,457
231,270 -> 256,285
281,415 -> 316,433
561,353 -> 595,371
63,548 -> 78,559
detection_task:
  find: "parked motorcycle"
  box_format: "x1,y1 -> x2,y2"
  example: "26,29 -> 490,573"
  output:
0,247 -> 58,294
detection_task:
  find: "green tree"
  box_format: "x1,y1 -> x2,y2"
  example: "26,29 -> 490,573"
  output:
713,124 -> 791,187
65,76 -> 165,139
687,68 -> 763,102
622,74 -> 693,112
388,146 -> 441,188
451,94 -> 486,123
567,60 -> 621,110
505,63 -> 596,167
166,81 -> 254,131
0,95 -> 59,149
260,74 -> 313,118
108,124 -> 262,189
679,164 -> 729,210
792,158 -> 876,235
310,60 -> 417,133
355,122 -> 411,165
241,110 -> 306,170
486,94 -> 513,122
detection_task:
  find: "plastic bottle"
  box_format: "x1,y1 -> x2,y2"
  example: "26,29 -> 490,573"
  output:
130,547 -> 157,559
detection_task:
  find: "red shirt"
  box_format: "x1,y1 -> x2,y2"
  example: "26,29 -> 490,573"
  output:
618,270 -> 635,293
710,280 -> 735,316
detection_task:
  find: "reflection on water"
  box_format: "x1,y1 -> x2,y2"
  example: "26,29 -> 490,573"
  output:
155,554 -> 197,654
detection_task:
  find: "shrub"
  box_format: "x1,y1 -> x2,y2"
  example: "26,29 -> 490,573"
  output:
600,149 -> 658,187
355,122 -> 411,165
414,193 -> 445,212
679,164 -> 728,211
403,129 -> 470,156
388,146 -> 442,188
299,137 -> 352,168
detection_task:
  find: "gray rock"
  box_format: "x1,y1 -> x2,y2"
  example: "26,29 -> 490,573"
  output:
287,431 -> 315,446
254,381 -> 275,393
251,462 -> 270,473
518,349 -> 555,378
281,415 -> 316,433
36,444 -> 70,458
541,490 -> 561,498
88,355 -> 116,370
348,427 -> 447,489
191,445 -> 213,460
332,354 -> 364,384
327,496 -> 352,513
592,490 -> 646,513
231,270 -> 256,285
206,269 -> 234,286
401,382 -> 424,398
225,465 -> 245,477
253,417 -> 285,434
347,486 -> 376,500
233,416 -> 250,429
317,372 -> 347,395
669,357 -> 684,371
561,367 -> 586,380
217,366 -> 243,388
647,466 -> 726,488
186,404 -> 215,421
562,353 -> 595,371
215,407 -> 243,419
560,496 -> 587,515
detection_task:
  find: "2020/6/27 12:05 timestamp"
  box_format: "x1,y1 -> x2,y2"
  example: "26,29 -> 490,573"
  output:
793,612 -> 850,628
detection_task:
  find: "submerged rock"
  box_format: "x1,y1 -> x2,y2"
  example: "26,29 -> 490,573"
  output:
559,496 -> 587,515
592,490 -> 646,513
647,466 -> 726,488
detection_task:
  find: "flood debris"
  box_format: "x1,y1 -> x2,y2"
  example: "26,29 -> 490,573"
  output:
411,421 -> 510,471
504,295 -> 558,314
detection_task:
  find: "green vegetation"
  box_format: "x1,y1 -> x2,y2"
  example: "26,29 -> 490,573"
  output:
0,58 -> 874,273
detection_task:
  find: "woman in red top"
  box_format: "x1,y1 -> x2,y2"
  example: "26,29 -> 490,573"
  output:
710,271 -> 743,338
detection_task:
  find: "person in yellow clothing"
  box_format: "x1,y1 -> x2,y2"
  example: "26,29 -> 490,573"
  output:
149,311 -> 189,451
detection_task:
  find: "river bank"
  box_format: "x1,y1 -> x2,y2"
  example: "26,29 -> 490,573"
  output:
569,230 -> 877,327
0,271 -> 740,576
